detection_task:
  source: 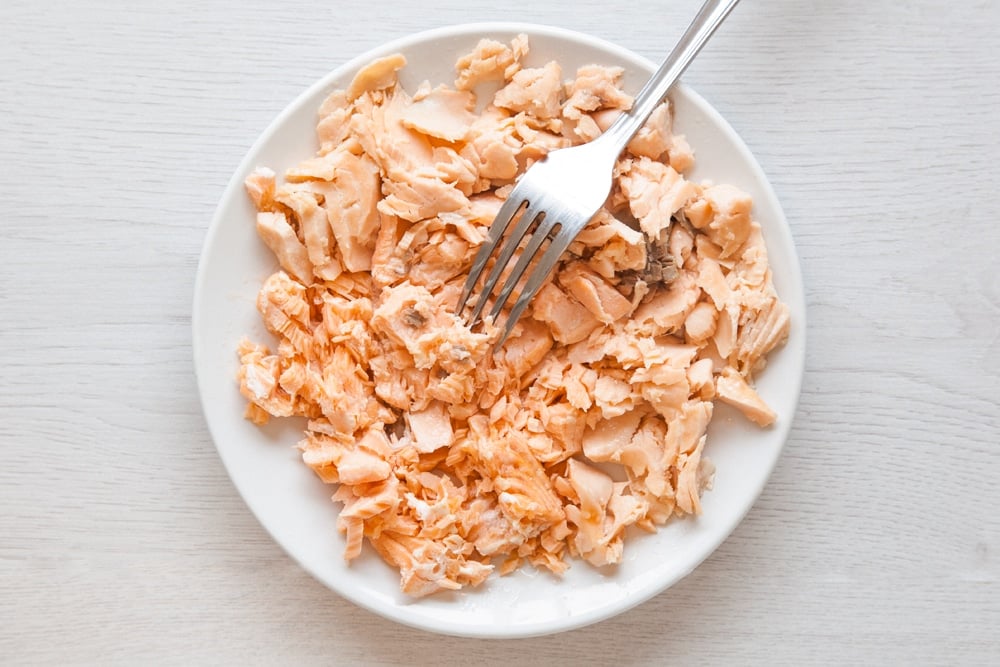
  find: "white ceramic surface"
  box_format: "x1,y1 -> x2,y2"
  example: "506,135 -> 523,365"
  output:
192,22 -> 806,639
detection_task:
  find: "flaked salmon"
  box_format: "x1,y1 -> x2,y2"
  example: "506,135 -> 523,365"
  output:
237,35 -> 790,597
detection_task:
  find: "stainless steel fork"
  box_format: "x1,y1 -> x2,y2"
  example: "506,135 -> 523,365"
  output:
455,0 -> 741,345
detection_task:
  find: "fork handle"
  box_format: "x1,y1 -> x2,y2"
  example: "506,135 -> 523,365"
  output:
603,0 -> 741,149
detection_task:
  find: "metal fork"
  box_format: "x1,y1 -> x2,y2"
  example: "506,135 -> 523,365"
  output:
456,0 -> 741,345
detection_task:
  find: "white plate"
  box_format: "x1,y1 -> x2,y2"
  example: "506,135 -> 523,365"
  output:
193,22 -> 806,638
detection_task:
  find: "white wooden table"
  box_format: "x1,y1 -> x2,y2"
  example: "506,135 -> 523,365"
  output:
2,0 -> 998,663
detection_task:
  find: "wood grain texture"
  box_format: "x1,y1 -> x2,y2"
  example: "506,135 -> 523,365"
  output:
1,0 -> 998,663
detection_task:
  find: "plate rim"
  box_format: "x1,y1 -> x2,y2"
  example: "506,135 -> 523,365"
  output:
192,21 -> 807,639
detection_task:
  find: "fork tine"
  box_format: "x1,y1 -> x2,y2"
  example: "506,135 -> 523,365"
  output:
487,216 -> 556,322
495,226 -> 576,346
456,195 -> 526,314
467,201 -> 542,324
